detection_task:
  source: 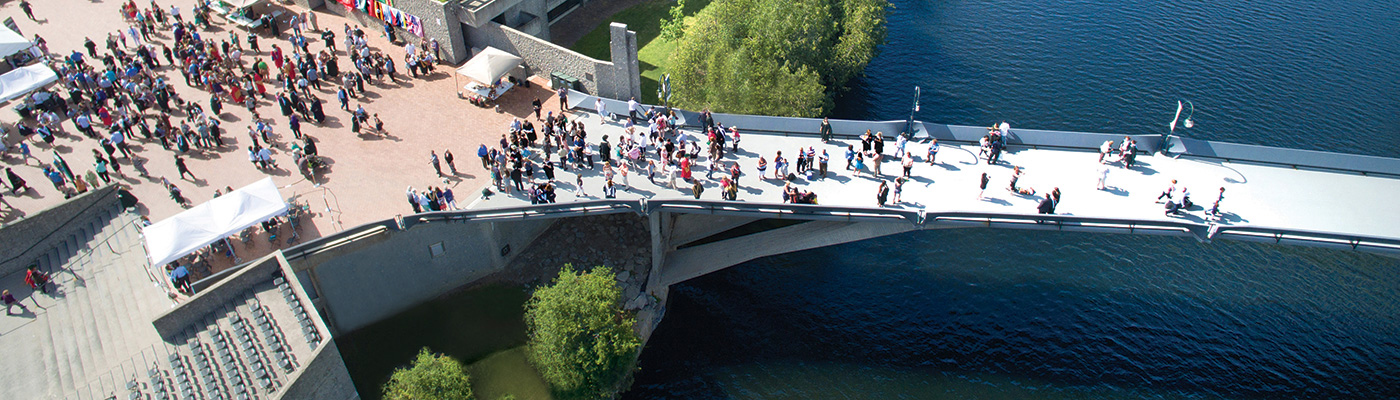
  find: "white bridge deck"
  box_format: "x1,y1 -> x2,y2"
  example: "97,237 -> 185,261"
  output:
468,109 -> 1400,251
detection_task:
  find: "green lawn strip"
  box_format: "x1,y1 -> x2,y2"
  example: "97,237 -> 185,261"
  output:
570,0 -> 713,103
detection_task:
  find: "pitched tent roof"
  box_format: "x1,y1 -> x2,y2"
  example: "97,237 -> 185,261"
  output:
0,26 -> 30,58
0,63 -> 57,102
143,177 -> 288,267
221,0 -> 264,9
455,47 -> 523,84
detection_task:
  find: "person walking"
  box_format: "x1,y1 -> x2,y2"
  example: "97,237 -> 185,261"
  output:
902,151 -> 914,178
94,159 -> 111,184
627,97 -> 640,123
819,117 -> 833,143
5,167 -> 31,194
430,151 -> 443,177
19,0 -> 36,21
532,98 -> 542,120
406,187 -> 421,213
175,155 -> 196,181
444,150 -> 457,174
1096,164 -> 1110,190
1157,179 -> 1177,202
289,113 -> 302,139
3,289 -> 28,315
978,172 -> 990,199
927,139 -> 939,165
893,177 -> 906,204
877,180 -> 889,207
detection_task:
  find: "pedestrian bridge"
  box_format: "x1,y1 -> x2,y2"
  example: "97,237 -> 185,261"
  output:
453,95 -> 1400,289
231,100 -> 1400,339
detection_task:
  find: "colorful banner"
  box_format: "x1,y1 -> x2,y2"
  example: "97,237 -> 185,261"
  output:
346,0 -> 423,38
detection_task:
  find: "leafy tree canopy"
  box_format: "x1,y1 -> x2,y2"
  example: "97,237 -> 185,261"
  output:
525,265 -> 641,399
382,348 -> 475,400
666,0 -> 890,117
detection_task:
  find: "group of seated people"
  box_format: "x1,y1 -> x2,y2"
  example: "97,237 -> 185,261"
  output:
782,182 -> 818,204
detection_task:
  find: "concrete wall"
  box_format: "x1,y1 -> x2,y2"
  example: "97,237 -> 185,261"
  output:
462,22 -> 638,99
301,217 -> 554,333
0,186 -> 119,277
277,339 -> 360,400
152,254 -> 283,338
321,0 -> 468,65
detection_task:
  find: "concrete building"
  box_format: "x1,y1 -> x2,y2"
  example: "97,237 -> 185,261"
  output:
289,0 -> 642,100
0,188 -> 355,399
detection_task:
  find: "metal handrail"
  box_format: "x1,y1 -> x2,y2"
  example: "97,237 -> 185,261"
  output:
1212,225 -> 1400,251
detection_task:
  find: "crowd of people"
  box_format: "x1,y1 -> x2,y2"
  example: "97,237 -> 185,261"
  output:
0,0 -> 463,291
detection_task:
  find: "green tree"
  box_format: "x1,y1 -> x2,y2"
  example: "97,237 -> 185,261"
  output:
382,348 -> 475,400
667,0 -> 889,117
525,265 -> 640,399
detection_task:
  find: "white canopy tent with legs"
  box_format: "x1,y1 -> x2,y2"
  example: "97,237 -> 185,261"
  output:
143,177 -> 289,267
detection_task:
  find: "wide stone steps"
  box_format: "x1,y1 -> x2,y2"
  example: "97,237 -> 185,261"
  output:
20,204 -> 173,399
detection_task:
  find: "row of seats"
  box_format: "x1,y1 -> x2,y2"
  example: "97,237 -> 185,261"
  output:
273,273 -> 321,348
122,280 -> 313,400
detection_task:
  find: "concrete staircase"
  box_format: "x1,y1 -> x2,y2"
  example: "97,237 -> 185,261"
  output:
0,202 -> 177,400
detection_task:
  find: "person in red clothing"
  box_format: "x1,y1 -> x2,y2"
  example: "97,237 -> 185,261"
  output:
25,265 -> 50,294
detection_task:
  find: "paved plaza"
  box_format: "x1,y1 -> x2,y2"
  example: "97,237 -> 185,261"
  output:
0,0 -> 563,274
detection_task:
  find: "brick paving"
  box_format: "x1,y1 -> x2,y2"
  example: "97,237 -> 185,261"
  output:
0,0 -> 563,273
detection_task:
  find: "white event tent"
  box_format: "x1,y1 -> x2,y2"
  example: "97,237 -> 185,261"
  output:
0,63 -> 58,102
455,47 -> 523,84
144,177 -> 288,267
0,26 -> 30,57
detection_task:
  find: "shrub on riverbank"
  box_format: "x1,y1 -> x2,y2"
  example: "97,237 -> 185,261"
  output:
525,265 -> 641,399
665,0 -> 890,117
382,348 -> 475,400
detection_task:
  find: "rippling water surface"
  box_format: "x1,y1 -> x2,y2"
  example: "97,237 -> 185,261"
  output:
626,0 -> 1400,398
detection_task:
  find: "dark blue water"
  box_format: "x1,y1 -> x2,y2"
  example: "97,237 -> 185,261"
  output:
626,0 -> 1400,398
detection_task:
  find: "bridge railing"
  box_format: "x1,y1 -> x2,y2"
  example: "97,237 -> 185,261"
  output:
1211,225 -> 1400,254
647,199 -> 923,225
401,199 -> 644,228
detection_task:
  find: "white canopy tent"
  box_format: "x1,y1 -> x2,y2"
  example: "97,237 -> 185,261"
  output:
0,26 -> 29,58
0,63 -> 57,102
456,47 -> 523,84
143,178 -> 288,267
220,0 -> 264,9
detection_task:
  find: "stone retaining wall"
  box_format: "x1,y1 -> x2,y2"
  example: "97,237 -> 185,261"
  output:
0,186 -> 120,277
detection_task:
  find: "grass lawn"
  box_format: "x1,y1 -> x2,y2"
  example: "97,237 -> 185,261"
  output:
570,0 -> 713,103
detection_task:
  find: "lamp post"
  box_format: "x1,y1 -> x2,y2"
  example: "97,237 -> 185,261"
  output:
1163,100 -> 1194,154
658,73 -> 674,112
903,86 -> 920,140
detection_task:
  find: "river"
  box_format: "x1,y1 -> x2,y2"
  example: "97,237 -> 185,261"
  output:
624,0 -> 1400,398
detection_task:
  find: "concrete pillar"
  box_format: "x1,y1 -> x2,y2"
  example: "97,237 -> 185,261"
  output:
646,211 -> 667,295
608,23 -> 642,101
439,2 -> 469,64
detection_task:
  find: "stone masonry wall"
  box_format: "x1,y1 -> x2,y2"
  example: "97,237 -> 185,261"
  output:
0,186 -> 119,277
463,21 -> 616,95
321,0 -> 468,65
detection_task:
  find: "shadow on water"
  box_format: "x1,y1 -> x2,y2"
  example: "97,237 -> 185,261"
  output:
336,284 -> 534,400
625,228 -> 1400,399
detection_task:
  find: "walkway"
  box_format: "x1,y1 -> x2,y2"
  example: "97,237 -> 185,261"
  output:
467,110 -> 1400,247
